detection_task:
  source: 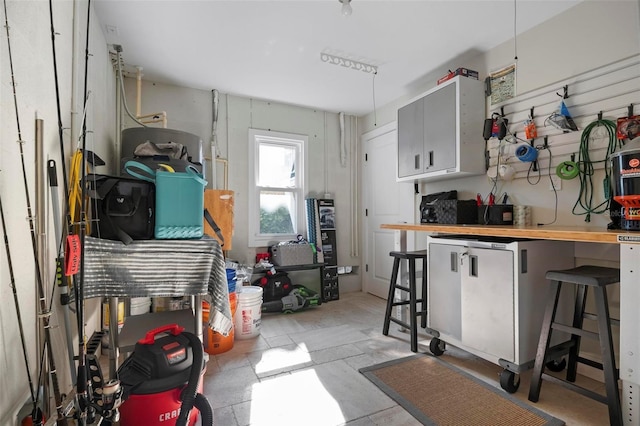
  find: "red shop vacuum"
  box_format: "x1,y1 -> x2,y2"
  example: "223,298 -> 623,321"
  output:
611,136 -> 640,231
117,324 -> 213,426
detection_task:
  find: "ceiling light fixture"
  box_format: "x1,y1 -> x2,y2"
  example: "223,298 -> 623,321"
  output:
320,52 -> 378,75
339,0 -> 352,17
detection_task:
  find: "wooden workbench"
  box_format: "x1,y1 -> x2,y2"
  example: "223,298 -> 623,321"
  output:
380,223 -> 624,244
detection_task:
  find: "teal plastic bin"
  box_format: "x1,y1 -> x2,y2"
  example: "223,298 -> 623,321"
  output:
124,160 -> 207,239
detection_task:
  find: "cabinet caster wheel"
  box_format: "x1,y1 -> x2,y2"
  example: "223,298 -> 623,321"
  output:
545,358 -> 567,372
499,370 -> 520,393
429,338 -> 445,356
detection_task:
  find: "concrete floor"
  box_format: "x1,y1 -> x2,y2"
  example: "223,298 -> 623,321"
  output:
201,291 -> 611,426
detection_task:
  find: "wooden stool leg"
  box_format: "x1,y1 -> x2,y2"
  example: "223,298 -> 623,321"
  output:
593,286 -> 622,426
383,257 -> 401,336
566,285 -> 588,382
529,280 -> 562,402
408,258 -> 418,353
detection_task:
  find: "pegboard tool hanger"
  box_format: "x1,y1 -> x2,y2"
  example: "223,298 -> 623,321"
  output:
557,85 -> 569,99
527,106 -> 539,171
529,138 -> 539,172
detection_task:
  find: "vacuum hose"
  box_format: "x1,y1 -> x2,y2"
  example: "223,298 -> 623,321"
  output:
176,331 -> 212,426
195,393 -> 214,426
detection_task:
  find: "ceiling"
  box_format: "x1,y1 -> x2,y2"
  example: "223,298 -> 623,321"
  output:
93,0 -> 582,116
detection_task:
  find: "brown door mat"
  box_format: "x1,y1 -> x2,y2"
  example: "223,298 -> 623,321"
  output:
360,354 -> 564,426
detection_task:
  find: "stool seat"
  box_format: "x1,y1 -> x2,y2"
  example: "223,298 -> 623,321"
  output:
389,250 -> 428,260
529,265 -> 622,426
545,265 -> 620,287
383,250 -> 428,352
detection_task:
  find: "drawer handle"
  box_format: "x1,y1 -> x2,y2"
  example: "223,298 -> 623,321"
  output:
521,249 -> 528,274
469,255 -> 478,277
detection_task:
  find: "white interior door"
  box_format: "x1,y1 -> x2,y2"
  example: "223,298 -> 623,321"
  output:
362,123 -> 415,298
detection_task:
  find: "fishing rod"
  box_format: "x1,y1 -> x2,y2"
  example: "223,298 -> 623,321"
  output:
48,0 -> 70,198
48,0 -> 123,422
0,195 -> 44,425
3,1 -> 68,424
75,0 -> 97,423
48,0 -> 79,387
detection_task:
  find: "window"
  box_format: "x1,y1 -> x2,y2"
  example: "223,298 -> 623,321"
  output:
248,129 -> 307,247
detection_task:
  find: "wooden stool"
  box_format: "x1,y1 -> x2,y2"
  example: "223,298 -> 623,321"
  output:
528,265 -> 622,426
382,250 -> 428,352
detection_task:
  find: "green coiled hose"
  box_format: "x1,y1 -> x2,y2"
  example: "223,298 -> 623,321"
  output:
572,118 -> 621,222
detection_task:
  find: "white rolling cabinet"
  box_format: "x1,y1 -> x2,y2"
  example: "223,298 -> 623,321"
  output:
426,235 -> 575,392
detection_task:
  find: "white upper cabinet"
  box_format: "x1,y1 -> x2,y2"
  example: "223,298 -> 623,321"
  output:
397,76 -> 486,182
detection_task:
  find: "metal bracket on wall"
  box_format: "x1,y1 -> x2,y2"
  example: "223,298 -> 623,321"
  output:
484,76 -> 492,97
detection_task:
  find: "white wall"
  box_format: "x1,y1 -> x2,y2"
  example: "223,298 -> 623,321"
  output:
0,0 -> 115,422
121,80 -> 362,294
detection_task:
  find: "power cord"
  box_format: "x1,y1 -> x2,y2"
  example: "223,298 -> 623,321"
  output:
571,118 -> 620,222
526,157 -> 541,185
537,147 -> 558,226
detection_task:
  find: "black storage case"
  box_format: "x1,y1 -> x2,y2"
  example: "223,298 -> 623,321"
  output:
420,190 -> 457,223
435,199 -> 478,224
478,205 -> 514,225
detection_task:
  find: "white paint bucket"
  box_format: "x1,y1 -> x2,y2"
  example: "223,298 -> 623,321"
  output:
234,286 -> 263,340
130,297 -> 151,316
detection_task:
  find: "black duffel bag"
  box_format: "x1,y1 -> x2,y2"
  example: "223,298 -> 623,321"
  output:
252,271 -> 293,302
87,174 -> 155,244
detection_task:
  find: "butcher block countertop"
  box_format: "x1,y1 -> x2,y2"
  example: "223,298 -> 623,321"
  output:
380,223 -> 633,244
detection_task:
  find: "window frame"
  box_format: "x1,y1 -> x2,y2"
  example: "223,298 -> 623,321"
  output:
248,128 -> 308,248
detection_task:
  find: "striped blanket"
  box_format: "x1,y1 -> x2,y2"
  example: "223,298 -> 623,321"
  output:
83,236 -> 232,335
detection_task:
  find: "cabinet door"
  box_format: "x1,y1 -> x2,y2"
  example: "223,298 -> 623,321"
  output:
397,97 -> 424,177
423,81 -> 456,173
461,247 -> 515,362
427,243 -> 462,340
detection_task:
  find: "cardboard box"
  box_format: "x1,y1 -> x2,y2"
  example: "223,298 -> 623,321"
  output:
322,266 -> 339,302
318,199 -> 336,230
320,230 -> 338,266
437,68 -> 479,85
